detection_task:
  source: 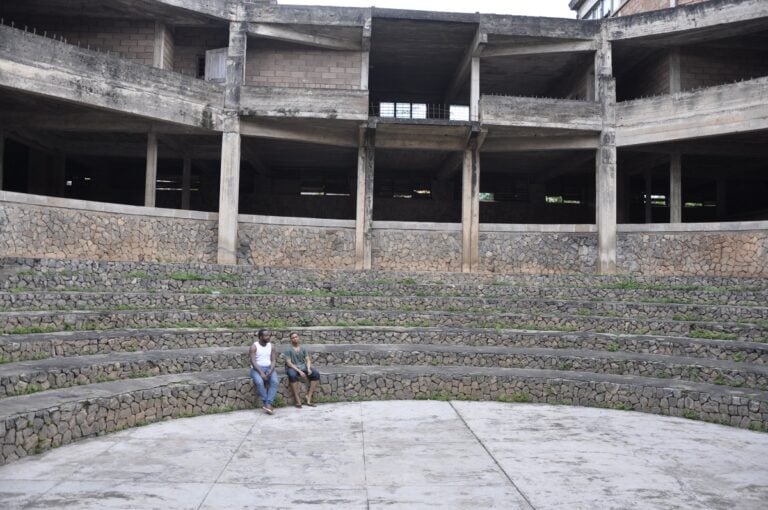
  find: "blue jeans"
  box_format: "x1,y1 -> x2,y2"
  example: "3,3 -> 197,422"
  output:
250,366 -> 279,406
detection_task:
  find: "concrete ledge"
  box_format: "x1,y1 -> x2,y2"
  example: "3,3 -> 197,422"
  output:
619,221 -> 768,233
238,213 -> 354,228
480,224 -> 597,233
372,221 -> 462,232
0,191 -> 218,221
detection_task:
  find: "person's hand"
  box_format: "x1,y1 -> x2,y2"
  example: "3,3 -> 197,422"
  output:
298,370 -> 306,379
262,372 -> 270,381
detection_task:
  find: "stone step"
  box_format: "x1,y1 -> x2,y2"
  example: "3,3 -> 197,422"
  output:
1,344 -> 766,397
4,257 -> 767,292
3,291 -> 766,323
2,365 -> 767,464
4,327 -> 767,364
2,308 -> 766,340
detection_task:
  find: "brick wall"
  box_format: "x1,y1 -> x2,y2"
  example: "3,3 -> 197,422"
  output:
246,39 -> 361,90
617,0 -> 706,16
617,51 -> 670,101
173,27 -> 229,77
680,46 -> 768,91
3,16 -> 157,66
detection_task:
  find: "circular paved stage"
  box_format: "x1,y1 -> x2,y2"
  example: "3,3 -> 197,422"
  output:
2,401 -> 767,509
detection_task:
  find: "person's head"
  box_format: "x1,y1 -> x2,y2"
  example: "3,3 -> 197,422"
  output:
289,331 -> 300,346
258,329 -> 271,344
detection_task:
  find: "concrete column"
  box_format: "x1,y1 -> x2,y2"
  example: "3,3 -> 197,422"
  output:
145,133 -> 158,208
355,129 -> 375,270
470,57 -> 480,121
217,131 -> 241,265
669,48 -> 681,94
669,153 -> 682,223
0,132 -> 4,190
644,169 -> 653,224
596,32 -> 617,274
225,22 -> 248,109
153,22 -> 167,69
461,141 -> 480,273
360,15 -> 371,91
181,156 -> 192,210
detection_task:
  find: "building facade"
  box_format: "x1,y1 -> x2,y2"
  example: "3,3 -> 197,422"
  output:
0,0 -> 766,276
571,0 -> 709,19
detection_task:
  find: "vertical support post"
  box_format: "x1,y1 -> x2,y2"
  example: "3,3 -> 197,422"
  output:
181,156 -> 192,210
669,152 -> 682,223
644,169 -> 653,224
218,130 -> 241,265
225,21 -> 248,109
355,128 -> 375,270
669,47 -> 681,94
596,30 -> 617,274
153,22 -> 167,69
462,138 -> 480,272
145,132 -> 158,208
470,57 -> 480,121
360,13 -> 371,91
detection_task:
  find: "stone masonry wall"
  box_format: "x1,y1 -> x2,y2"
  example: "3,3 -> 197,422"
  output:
0,202 -> 217,264
246,39 -> 361,90
479,232 -> 598,274
372,229 -> 462,272
618,231 -> 768,277
238,222 -> 356,269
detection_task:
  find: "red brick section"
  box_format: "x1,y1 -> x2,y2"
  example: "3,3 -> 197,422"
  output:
617,0 -> 707,16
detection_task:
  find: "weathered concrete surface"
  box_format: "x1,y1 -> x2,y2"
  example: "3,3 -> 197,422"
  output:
480,96 -> 601,131
1,401 -> 767,509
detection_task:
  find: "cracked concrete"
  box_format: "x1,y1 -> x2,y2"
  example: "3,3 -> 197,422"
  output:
1,401 -> 767,509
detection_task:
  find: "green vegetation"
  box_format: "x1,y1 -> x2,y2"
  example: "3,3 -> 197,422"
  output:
682,409 -> 699,420
8,326 -> 57,335
125,271 -> 148,278
731,352 -> 746,362
497,392 -> 531,403
11,383 -> 44,396
169,272 -> 205,281
16,270 -> 35,276
689,330 -> 738,340
672,313 -> 700,322
399,278 -> 417,285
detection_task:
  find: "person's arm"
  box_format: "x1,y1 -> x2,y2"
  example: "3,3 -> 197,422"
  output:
305,349 -> 312,372
267,345 -> 277,375
285,352 -> 305,376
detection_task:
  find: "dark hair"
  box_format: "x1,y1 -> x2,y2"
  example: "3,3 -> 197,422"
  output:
258,329 -> 270,339
289,331 -> 299,339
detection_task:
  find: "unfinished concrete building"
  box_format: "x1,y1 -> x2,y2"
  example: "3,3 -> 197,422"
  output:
0,0 -> 766,276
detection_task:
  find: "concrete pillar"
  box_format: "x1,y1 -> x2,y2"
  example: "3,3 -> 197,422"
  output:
355,129 -> 375,270
644,169 -> 653,224
596,32 -> 617,274
461,141 -> 480,272
360,16 -> 371,91
181,156 -> 192,210
225,22 -> 248,109
153,22 -> 166,69
669,48 -> 681,94
217,131 -> 241,265
145,133 -> 158,208
470,57 -> 480,121
669,153 -> 682,223
0,132 -> 4,190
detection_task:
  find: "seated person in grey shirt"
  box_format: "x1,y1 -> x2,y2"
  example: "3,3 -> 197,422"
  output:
284,331 -> 320,408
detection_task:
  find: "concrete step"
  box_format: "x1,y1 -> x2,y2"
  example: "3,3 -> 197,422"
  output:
4,327 -> 767,364
1,344 -> 766,397
3,365 -> 767,464
3,291 -> 767,323
2,308 -> 766,340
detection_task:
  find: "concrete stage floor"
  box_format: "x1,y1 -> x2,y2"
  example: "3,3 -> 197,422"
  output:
1,401 -> 767,509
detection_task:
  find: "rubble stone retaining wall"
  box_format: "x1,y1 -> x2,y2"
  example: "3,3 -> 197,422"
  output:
2,369 -> 766,464
618,224 -> 768,277
372,223 -> 462,272
0,192 -> 217,263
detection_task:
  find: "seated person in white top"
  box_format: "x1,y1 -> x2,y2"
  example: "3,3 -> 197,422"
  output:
249,328 -> 279,415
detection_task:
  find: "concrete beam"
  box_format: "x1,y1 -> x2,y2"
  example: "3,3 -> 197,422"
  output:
375,123 -> 473,151
616,77 -> 768,147
217,130 -> 241,265
481,134 -> 600,152
145,133 -> 159,208
246,4 -> 368,27
240,119 -> 359,148
247,23 -> 362,51
607,0 -> 768,42
240,86 -> 369,121
481,14 -> 599,40
0,112 -> 208,135
481,40 -> 597,58
0,26 -> 225,132
444,29 -> 487,104
355,128 -> 376,270
481,96 -> 602,131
